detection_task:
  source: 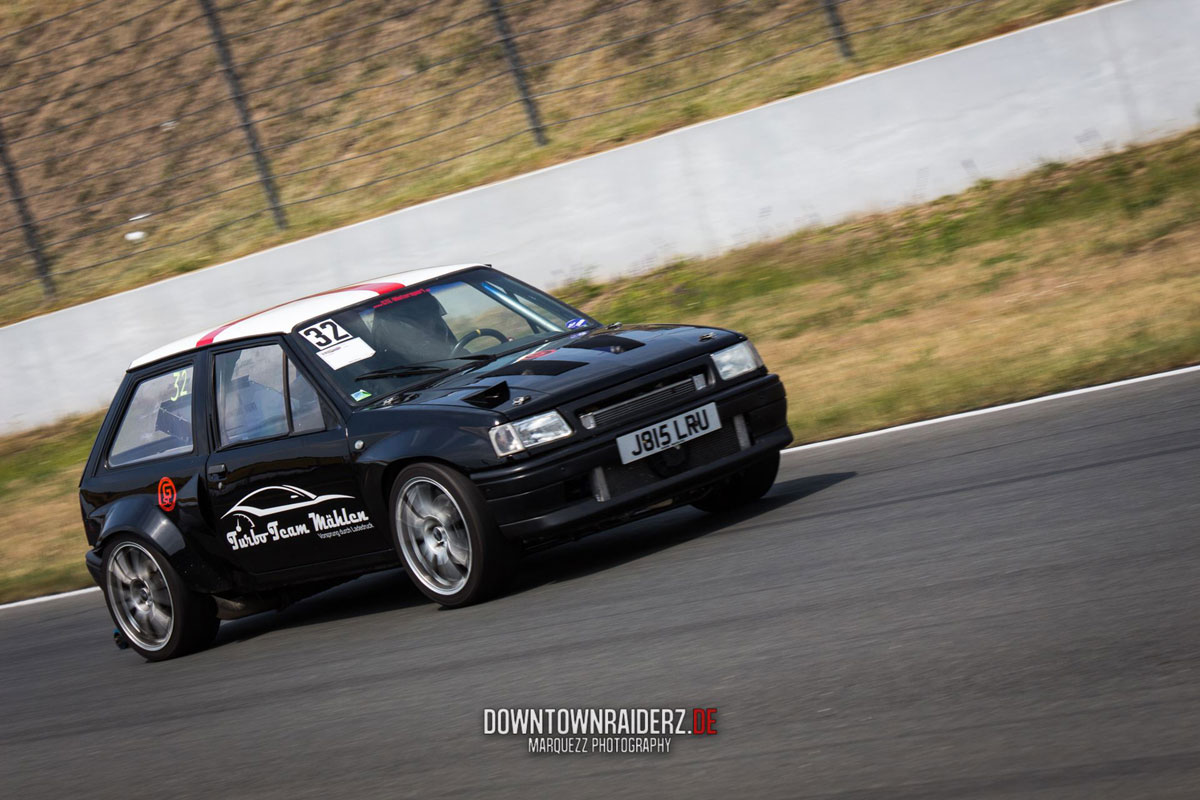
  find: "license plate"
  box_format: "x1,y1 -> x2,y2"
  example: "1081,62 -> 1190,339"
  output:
616,402 -> 721,464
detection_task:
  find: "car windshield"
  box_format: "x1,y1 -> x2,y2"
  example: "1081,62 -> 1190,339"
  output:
291,268 -> 598,402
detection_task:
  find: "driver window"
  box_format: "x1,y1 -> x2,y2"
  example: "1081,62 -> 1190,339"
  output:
216,345 -> 330,446
216,346 -> 289,446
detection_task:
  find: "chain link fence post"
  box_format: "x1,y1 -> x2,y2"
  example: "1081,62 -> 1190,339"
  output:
485,0 -> 548,146
822,0 -> 855,60
0,120 -> 55,297
197,0 -> 288,229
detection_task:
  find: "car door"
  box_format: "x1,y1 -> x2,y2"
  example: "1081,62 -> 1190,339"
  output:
204,340 -> 385,575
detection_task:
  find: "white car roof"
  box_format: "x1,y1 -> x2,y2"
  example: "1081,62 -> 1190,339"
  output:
128,264 -> 480,370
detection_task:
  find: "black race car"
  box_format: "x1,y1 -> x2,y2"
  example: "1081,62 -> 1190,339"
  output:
81,264 -> 791,659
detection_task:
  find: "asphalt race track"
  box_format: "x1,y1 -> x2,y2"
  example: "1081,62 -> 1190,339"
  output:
2,370 -> 1198,799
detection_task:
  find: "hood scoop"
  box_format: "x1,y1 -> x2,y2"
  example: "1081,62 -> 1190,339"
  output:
564,334 -> 644,354
462,380 -> 511,409
489,360 -> 585,377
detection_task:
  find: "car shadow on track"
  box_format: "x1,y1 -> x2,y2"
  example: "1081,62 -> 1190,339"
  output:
510,471 -> 857,597
213,471 -> 855,646
214,568 -> 424,647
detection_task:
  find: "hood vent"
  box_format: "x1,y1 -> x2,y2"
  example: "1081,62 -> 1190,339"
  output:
462,381 -> 510,409
564,334 -> 644,354
489,360 -> 585,377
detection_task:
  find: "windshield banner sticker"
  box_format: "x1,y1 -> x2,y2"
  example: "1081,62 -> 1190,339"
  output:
373,287 -> 429,309
222,484 -> 374,552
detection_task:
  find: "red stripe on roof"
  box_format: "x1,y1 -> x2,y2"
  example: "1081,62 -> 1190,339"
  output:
193,282 -> 405,347
196,320 -> 242,347
350,281 -> 406,294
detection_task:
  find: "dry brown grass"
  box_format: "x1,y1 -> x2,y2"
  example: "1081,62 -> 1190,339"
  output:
0,465 -> 95,600
760,215 -> 1199,440
0,0 -> 1107,324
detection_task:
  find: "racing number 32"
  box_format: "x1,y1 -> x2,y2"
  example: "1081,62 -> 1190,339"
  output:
300,319 -> 353,350
170,369 -> 190,401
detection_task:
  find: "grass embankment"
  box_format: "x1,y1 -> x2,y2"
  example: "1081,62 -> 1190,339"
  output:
0,0 -> 1106,324
0,414 -> 102,602
3,130 -> 1199,603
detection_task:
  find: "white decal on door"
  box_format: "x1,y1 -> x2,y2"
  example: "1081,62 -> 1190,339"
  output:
222,484 -> 374,551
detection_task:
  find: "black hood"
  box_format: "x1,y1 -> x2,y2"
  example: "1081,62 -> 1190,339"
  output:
369,324 -> 742,418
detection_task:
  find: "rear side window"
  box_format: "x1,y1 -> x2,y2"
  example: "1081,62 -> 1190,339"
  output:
109,367 -> 194,467
216,344 -> 328,447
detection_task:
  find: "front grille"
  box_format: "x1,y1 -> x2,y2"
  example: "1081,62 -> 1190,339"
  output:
602,424 -> 743,497
581,374 -> 704,430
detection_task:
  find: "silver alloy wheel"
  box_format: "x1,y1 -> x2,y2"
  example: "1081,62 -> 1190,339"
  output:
106,541 -> 174,652
395,476 -> 472,596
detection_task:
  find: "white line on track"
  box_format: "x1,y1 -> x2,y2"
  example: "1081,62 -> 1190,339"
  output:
1,586 -> 99,611
782,363 -> 1200,455
3,363 -> 1197,613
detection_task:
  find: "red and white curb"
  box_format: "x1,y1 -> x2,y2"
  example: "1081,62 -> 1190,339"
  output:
3,363 -> 1197,613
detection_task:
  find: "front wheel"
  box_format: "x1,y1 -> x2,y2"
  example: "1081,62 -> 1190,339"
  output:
102,535 -> 219,661
693,451 -> 780,513
390,463 -> 516,607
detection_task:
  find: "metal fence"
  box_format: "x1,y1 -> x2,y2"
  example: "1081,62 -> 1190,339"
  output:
0,0 -> 1046,308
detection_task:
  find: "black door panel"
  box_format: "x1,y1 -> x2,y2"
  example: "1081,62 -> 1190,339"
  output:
204,343 -> 386,575
204,429 -> 384,574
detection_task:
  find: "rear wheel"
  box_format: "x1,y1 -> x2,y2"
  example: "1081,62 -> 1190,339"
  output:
390,463 -> 516,607
693,451 -> 780,513
102,536 -> 219,661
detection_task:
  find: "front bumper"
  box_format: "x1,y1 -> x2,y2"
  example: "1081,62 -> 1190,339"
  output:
472,373 -> 791,542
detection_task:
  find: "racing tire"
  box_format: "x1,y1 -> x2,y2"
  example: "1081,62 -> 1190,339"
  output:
692,451 -> 780,513
101,535 -> 219,662
389,463 -> 516,608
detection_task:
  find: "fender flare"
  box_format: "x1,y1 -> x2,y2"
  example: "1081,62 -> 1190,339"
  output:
92,496 -> 231,594
355,423 -> 496,523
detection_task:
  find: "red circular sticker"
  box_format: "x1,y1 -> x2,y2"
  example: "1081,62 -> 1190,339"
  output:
157,477 -> 177,512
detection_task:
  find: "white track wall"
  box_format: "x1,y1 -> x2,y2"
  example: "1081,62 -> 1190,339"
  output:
2,0 -> 1198,434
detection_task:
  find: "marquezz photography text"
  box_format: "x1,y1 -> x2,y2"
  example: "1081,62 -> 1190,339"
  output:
483,707 -> 718,754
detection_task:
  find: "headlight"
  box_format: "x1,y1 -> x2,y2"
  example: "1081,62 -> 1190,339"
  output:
489,410 -> 573,457
711,340 -> 764,381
